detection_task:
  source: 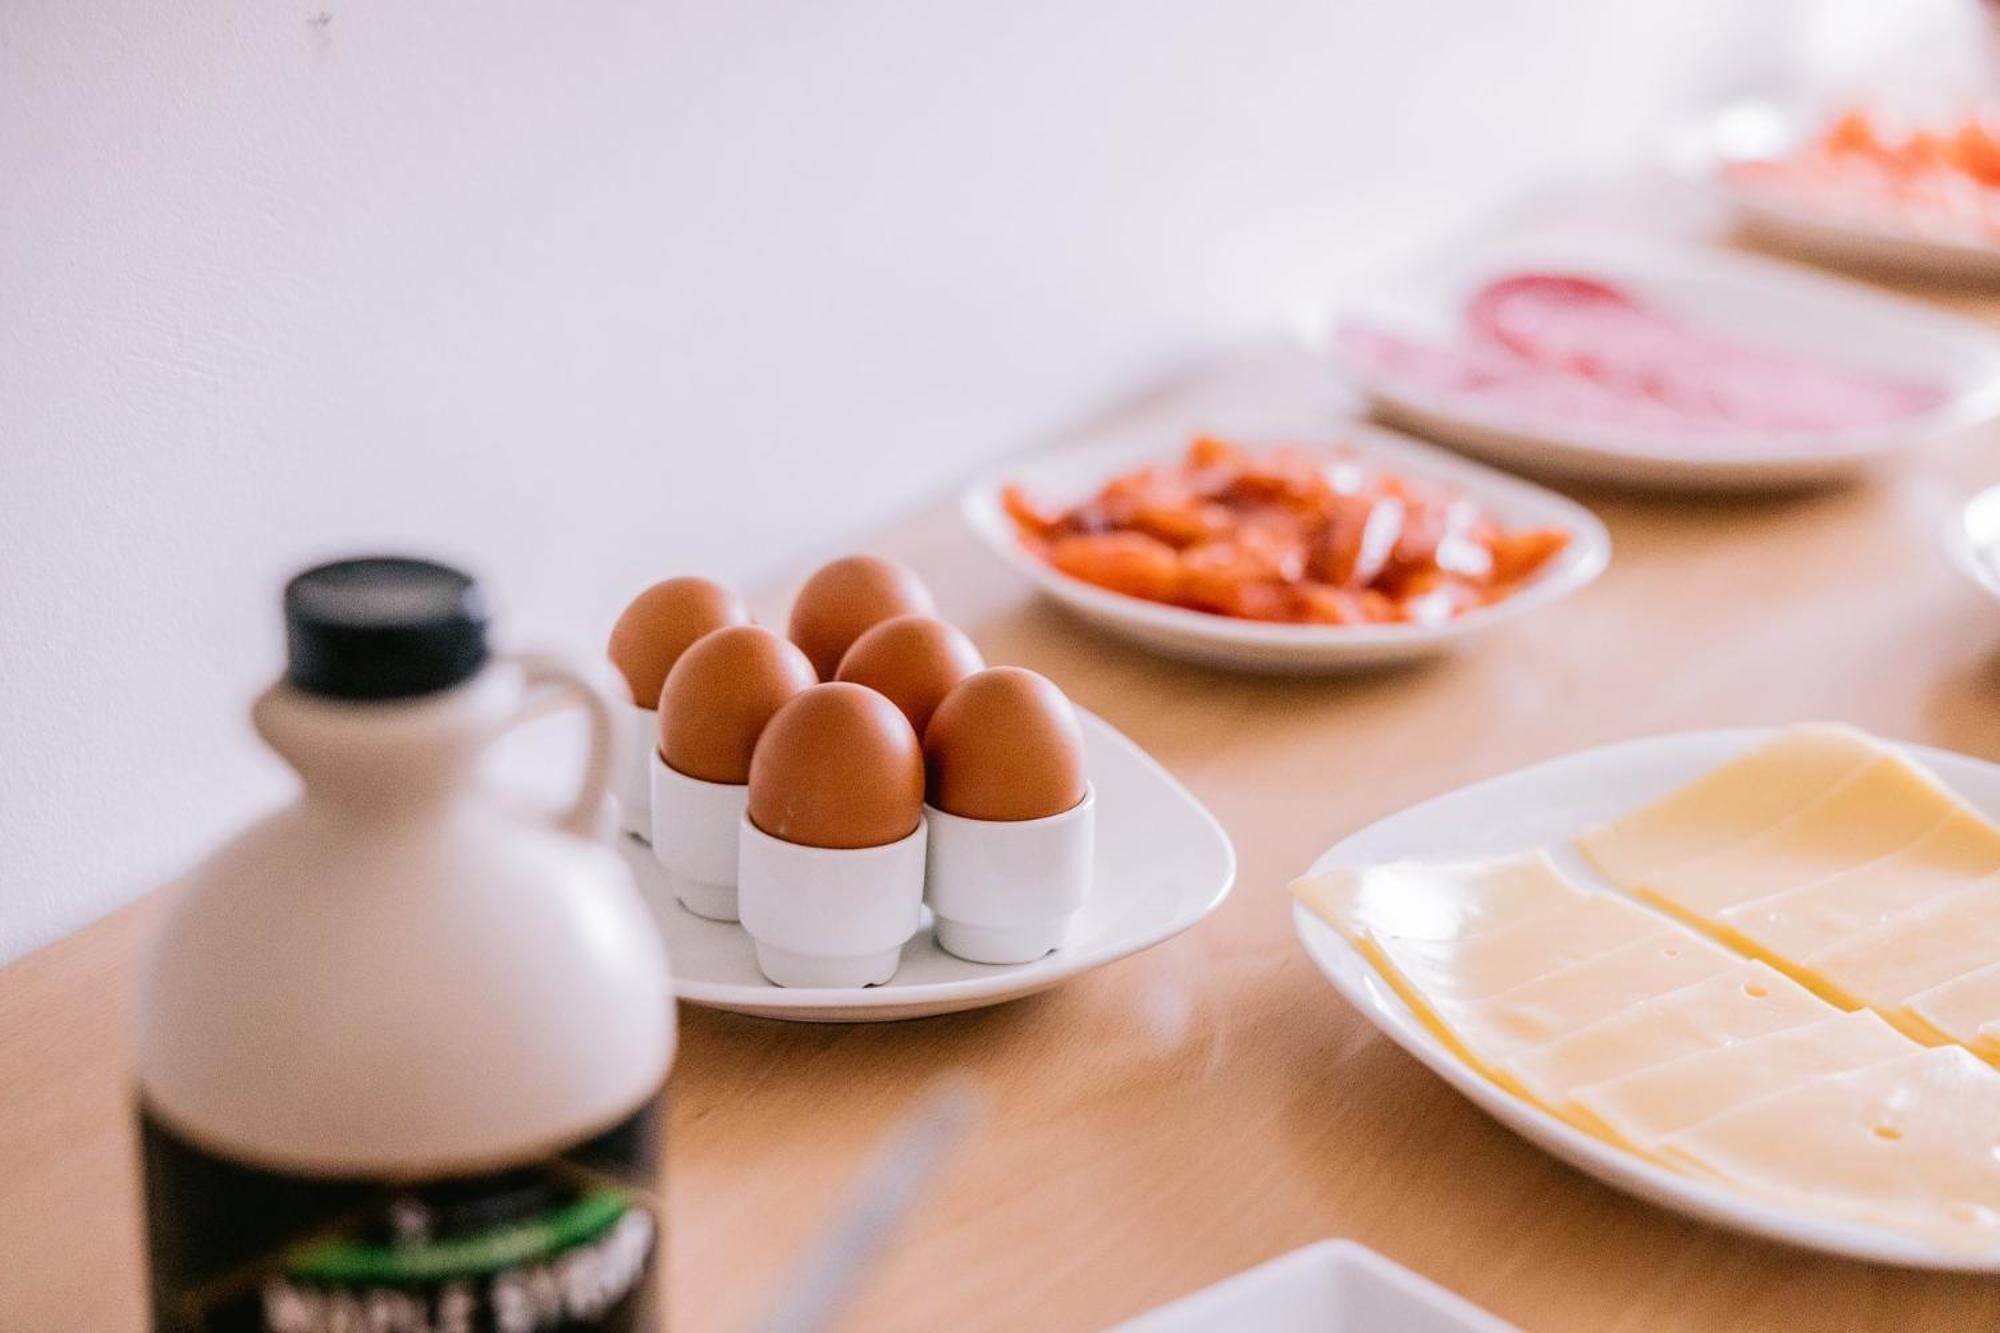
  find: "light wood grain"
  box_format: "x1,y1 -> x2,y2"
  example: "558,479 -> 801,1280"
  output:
10,277 -> 2000,1332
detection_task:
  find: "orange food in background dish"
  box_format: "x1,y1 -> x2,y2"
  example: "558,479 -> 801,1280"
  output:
1728,105 -> 2000,238
1002,437 -> 1570,626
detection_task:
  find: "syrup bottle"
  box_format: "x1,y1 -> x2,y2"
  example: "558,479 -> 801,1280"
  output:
135,556 -> 674,1331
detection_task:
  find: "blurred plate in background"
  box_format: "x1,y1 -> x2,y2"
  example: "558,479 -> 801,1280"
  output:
1323,230 -> 2000,490
1669,97 -> 2000,284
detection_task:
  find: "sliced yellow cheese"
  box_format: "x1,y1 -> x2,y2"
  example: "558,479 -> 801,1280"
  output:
1637,751 -> 1961,923
1805,882 -> 2000,1025
1907,962 -> 2000,1056
1505,962 -> 1831,1122
1575,724 -> 1880,888
1288,850 -> 1588,945
1366,894 -> 1663,1005
1717,809 -> 2000,965
1662,1047 -> 2000,1243
1573,1011 -> 1916,1150
1367,916 -> 1732,1108
1442,931 -> 1738,1059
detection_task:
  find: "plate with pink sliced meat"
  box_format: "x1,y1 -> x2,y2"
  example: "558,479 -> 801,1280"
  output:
1323,232 -> 2000,489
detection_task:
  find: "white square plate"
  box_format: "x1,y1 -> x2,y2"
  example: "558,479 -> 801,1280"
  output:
1112,1239 -> 1513,1333
630,706 -> 1234,1022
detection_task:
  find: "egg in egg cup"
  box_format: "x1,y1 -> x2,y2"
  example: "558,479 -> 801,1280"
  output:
921,667 -> 1095,964
737,682 -> 929,988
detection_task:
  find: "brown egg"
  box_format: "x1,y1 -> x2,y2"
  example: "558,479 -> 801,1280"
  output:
658,626 -> 816,784
834,615 -> 985,738
608,577 -> 752,708
748,683 -> 925,849
924,667 -> 1087,822
787,555 -> 936,680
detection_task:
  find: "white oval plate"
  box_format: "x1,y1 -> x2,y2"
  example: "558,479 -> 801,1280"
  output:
1293,727 -> 2000,1270
629,707 -> 1234,1022
962,421 -> 1609,674
1322,230 -> 2000,490
1668,97 -> 2000,284
1944,482 -> 2000,602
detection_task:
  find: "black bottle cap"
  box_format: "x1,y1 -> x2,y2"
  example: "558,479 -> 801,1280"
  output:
283,557 -> 491,700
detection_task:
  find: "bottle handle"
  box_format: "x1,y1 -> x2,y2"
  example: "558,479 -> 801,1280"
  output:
505,651 -> 618,841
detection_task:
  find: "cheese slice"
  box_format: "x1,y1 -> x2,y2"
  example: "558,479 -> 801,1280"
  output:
1289,851 -> 1588,945
1907,962 -> 2000,1055
1369,920 -> 1733,1107
1366,894 -> 1663,1005
1442,931 -> 1738,1057
1717,809 -> 2000,965
1573,1011 -> 1916,1150
1636,751 -> 1961,924
1804,881 -> 2000,1024
1505,963 -> 1831,1121
1575,724 -> 1880,888
1662,1047 -> 2000,1242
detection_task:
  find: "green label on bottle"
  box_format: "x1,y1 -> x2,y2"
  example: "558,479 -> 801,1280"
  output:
141,1095 -> 664,1332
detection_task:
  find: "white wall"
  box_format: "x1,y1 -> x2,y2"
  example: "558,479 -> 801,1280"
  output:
3,1 -> 1809,961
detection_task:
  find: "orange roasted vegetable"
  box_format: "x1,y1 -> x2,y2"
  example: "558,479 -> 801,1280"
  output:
1006,438 -> 1570,626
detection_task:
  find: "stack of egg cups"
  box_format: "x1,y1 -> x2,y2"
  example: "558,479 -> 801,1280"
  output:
608,556 -> 1095,989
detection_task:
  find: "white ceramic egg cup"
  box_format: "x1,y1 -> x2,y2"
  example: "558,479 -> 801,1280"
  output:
648,749 -> 748,922
924,787 -> 1095,964
737,816 -> 928,988
617,700 -> 655,841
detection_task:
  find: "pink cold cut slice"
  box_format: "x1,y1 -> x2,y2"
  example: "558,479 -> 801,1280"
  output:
1340,272 -> 1946,448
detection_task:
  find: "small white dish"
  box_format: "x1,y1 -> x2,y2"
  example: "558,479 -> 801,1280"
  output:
1944,482 -> 2000,602
1668,97 -> 2000,284
1112,1239 -> 1512,1333
625,707 -> 1233,1021
1323,229 -> 2000,490
961,421 -> 1609,674
1293,727 -> 2000,1271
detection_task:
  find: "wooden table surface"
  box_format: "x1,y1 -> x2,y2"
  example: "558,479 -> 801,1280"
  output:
10,281 -> 2000,1332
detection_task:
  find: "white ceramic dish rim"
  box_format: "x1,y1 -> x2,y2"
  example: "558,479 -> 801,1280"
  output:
1318,231 -> 2000,471
1111,1238 -> 1514,1332
1666,96 -> 2000,272
1943,482 -> 2000,602
961,418 -> 1611,652
1292,726 -> 2000,1272
665,705 -> 1234,1013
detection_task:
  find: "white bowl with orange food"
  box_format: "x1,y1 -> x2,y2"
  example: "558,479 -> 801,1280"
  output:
962,426 -> 1609,674
1670,97 -> 2000,284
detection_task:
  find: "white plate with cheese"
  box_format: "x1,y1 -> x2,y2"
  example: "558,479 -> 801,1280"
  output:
1293,727 -> 2000,1270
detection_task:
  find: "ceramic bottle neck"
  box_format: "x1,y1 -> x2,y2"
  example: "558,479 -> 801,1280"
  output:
251,665 -> 520,818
